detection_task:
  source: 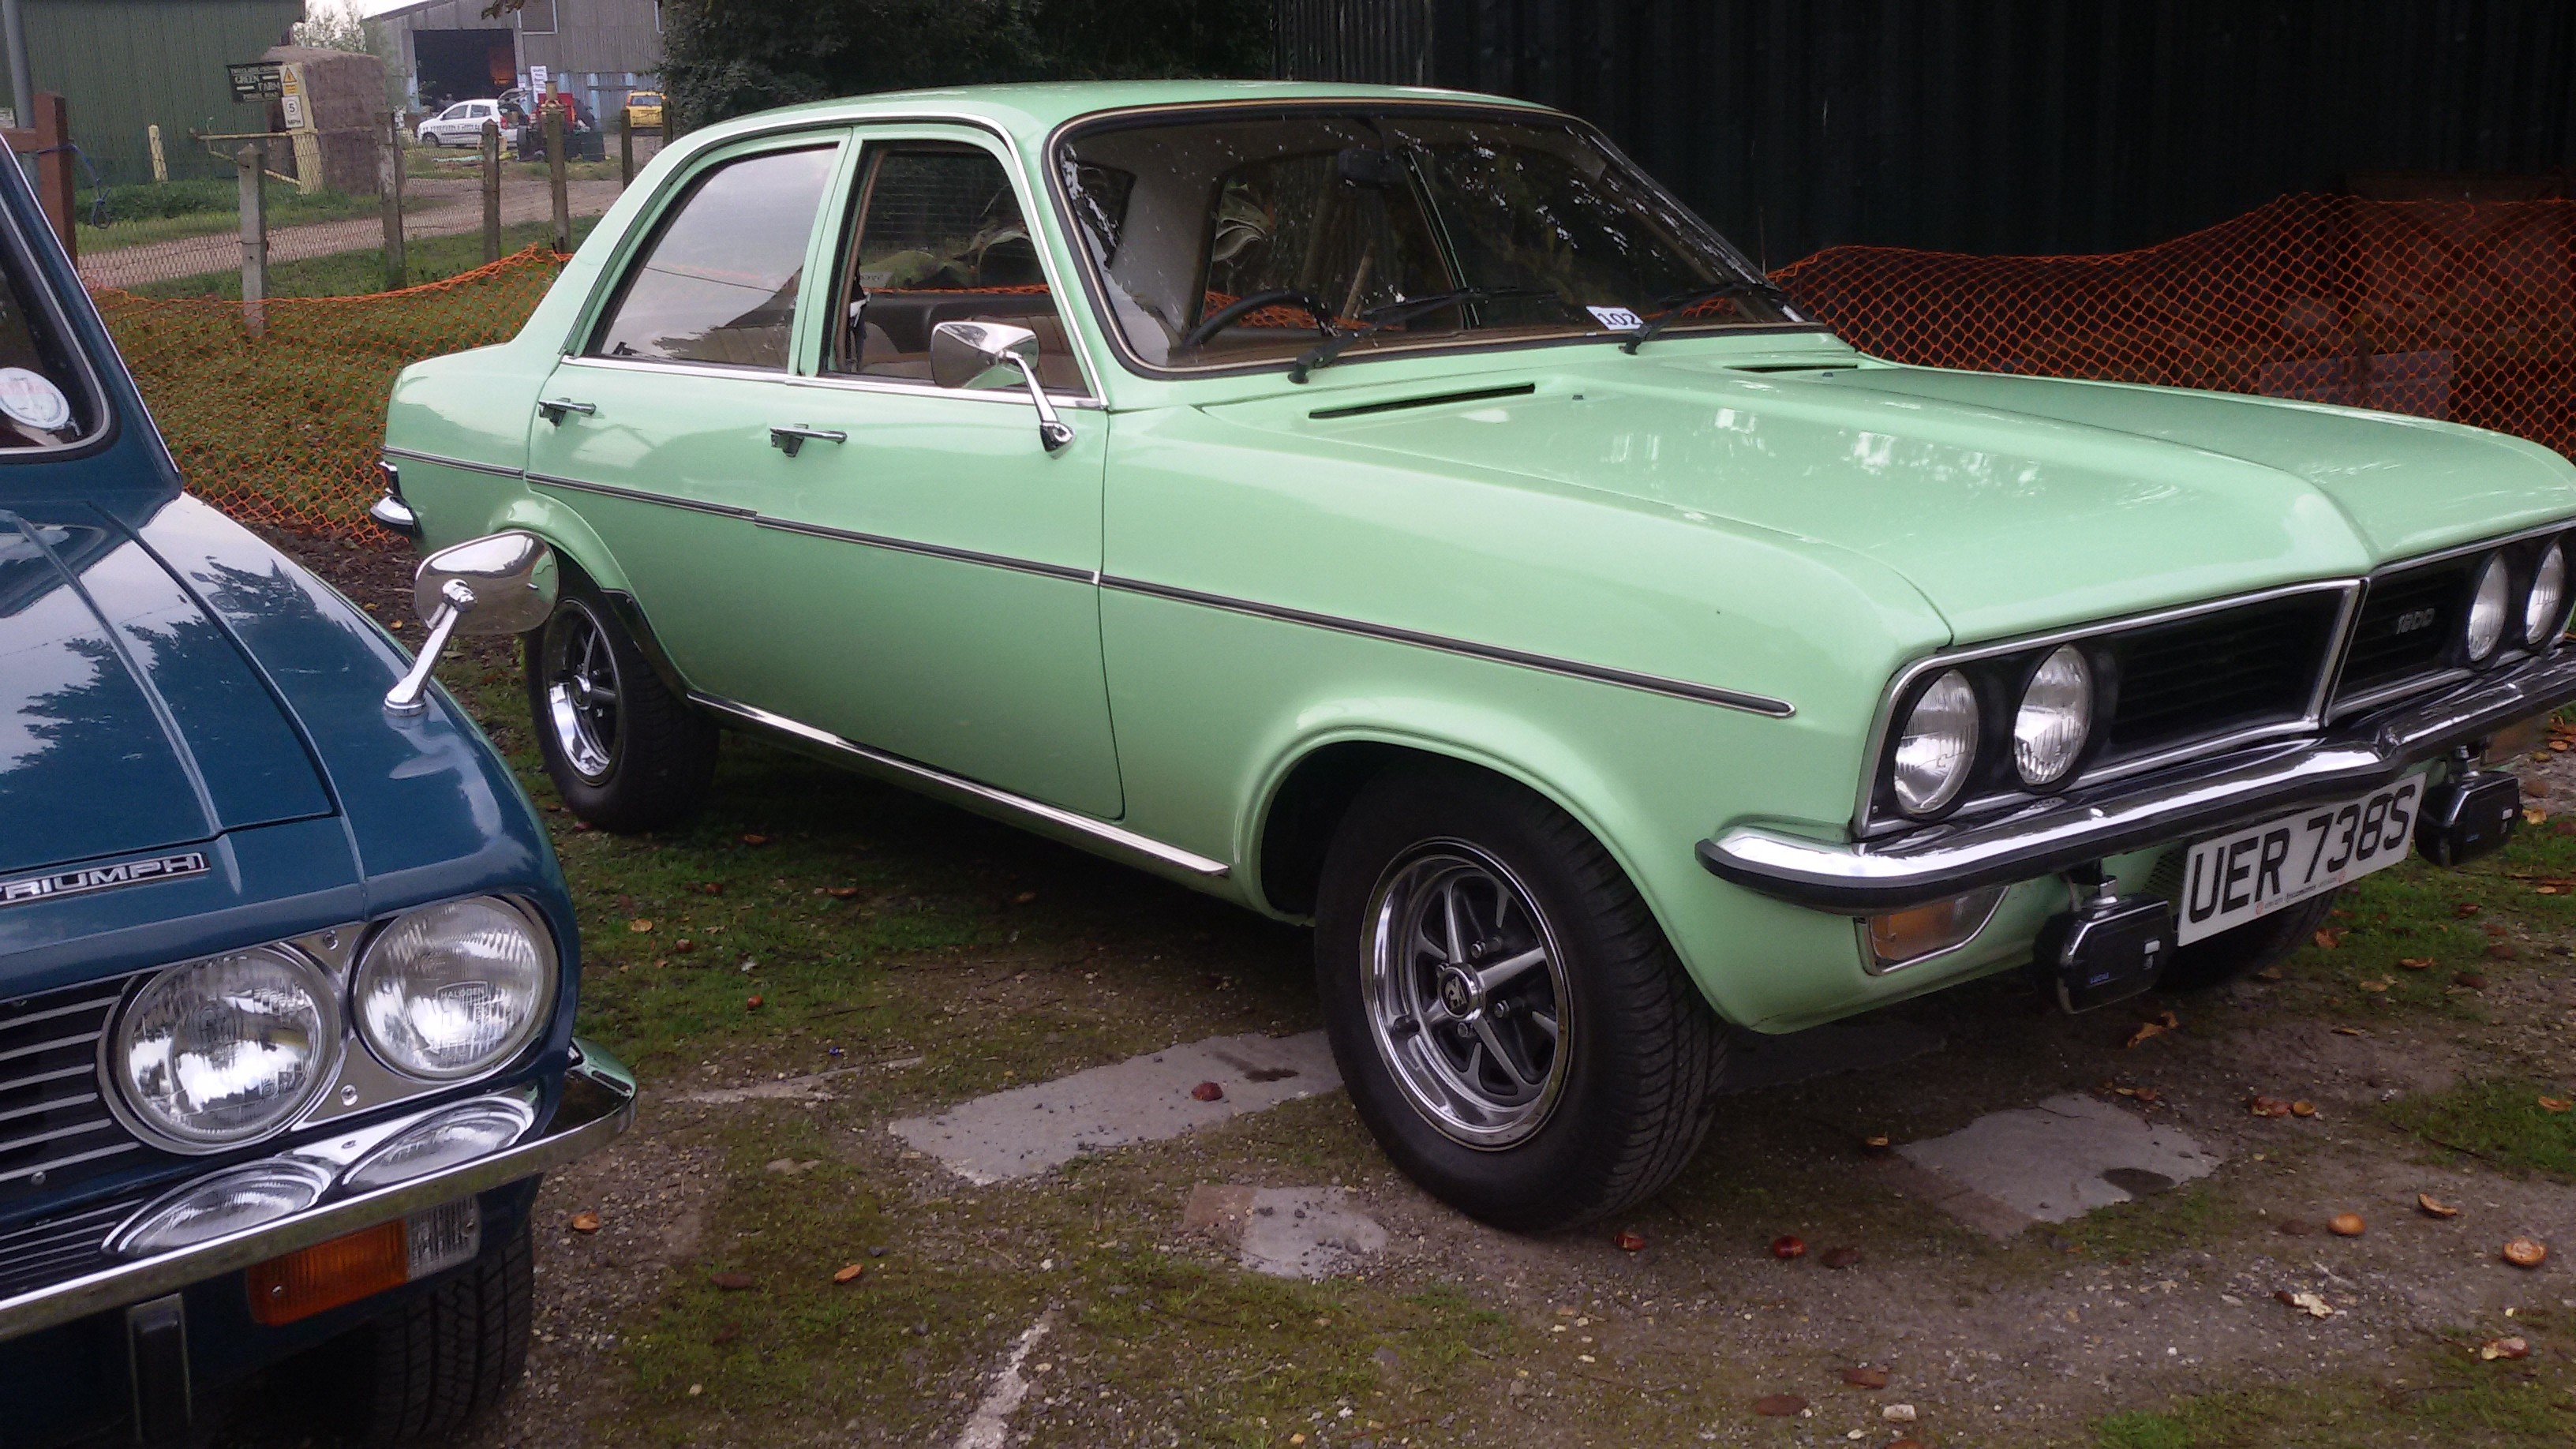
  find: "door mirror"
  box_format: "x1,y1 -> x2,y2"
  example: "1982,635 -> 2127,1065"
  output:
384,531 -> 559,714
929,320 -> 1075,454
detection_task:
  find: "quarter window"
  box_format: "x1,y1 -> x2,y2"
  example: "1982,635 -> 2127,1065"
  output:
589,145 -> 837,370
831,143 -> 1081,391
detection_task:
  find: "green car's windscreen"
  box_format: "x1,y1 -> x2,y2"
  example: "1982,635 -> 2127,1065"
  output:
1055,107 -> 1805,371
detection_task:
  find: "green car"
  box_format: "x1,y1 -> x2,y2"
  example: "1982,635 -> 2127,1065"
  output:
378,81 -> 2576,1230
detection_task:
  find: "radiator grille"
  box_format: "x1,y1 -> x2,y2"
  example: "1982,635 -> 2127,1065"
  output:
2337,558 -> 2475,706
0,977 -> 140,1212
2097,590 -> 2343,763
0,1193 -> 137,1301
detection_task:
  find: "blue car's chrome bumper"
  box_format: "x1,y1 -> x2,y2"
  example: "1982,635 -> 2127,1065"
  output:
1702,649 -> 2576,914
0,1041 -> 633,1345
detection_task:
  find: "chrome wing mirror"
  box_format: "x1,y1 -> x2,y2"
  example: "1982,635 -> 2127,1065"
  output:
384,530 -> 559,714
930,320 -> 1074,453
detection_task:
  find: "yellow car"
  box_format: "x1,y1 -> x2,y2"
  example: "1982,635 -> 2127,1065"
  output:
624,90 -> 663,129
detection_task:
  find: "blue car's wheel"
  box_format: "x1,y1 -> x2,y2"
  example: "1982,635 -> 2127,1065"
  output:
328,1214 -> 532,1443
1315,762 -> 1728,1232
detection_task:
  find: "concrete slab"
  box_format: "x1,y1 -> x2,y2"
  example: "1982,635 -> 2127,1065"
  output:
1896,1093 -> 2221,1226
1182,1183 -> 1388,1279
1718,1017 -> 1945,1095
890,1032 -> 1342,1184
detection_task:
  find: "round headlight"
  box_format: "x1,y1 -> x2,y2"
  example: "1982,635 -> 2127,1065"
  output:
2524,542 -> 2567,647
2012,645 -> 2094,787
2466,552 -> 2510,662
1892,668 -> 1980,816
109,948 -> 339,1151
355,897 -> 554,1081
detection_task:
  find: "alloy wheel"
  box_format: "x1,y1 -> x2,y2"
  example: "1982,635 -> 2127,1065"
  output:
541,600 -> 621,783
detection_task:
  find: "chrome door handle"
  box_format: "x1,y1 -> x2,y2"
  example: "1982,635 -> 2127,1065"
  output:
536,398 -> 596,424
769,425 -> 848,458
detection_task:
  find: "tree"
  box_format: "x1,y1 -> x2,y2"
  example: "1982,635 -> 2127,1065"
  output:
657,0 -> 1272,133
291,0 -> 368,52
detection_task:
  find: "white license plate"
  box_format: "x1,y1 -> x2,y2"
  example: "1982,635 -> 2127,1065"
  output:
2175,776 -> 2424,945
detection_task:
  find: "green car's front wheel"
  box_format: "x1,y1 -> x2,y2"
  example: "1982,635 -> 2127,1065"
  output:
525,583 -> 716,831
1315,763 -> 1728,1232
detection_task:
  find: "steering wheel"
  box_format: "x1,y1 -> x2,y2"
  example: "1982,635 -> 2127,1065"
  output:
1178,290 -> 1339,352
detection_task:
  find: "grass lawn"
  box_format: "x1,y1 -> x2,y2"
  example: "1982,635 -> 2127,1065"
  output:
125,215 -> 598,299
404,140 -> 623,183
75,181 -> 417,253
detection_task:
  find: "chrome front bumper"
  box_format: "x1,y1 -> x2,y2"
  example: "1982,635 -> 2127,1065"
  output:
1702,650 -> 2576,914
0,1042 -> 634,1345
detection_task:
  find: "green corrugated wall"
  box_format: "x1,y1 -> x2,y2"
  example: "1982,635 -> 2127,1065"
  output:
19,0 -> 306,186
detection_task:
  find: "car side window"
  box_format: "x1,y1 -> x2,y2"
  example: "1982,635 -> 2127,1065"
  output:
830,141 -> 1082,391
589,145 -> 837,370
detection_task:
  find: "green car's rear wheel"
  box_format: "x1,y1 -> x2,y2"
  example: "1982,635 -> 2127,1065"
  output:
526,582 -> 716,831
1315,763 -> 1728,1232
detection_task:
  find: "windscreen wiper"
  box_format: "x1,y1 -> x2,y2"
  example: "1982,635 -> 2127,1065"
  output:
1619,278 -> 1799,354
1287,286 -> 1564,383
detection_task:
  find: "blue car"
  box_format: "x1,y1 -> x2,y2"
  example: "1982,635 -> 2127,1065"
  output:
0,154 -> 631,1440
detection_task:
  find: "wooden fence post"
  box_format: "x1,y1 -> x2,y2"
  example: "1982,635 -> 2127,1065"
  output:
236,143 -> 266,336
31,92 -> 69,261
618,105 -> 632,186
545,104 -> 568,253
379,110 -> 406,291
481,118 -> 500,263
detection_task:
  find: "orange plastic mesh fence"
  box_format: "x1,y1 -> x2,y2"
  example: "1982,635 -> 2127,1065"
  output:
87,195 -> 2576,541
1771,193 -> 2576,456
89,246 -> 568,537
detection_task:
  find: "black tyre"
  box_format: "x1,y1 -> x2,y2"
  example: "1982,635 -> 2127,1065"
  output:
525,581 -> 717,831
1314,763 -> 1728,1232
331,1214 -> 534,1445
2157,889 -> 2339,991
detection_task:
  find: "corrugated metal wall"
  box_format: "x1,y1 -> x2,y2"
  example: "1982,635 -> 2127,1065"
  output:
1282,0 -> 2576,263
25,0 -> 307,186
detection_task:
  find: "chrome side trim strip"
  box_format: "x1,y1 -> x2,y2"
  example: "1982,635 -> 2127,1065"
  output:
690,694 -> 1230,877
1099,575 -> 1796,718
751,516 -> 1098,583
1708,646 -> 2576,913
777,371 -> 1106,410
526,471 -> 756,519
380,446 -> 526,481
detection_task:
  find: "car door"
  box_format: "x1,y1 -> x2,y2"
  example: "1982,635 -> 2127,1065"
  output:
521,132 -> 848,708
737,127 -> 1122,818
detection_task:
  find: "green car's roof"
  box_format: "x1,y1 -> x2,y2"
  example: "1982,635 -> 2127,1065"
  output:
682,80 -> 1555,150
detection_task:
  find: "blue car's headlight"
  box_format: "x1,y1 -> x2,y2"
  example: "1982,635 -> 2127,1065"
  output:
354,897 -> 556,1081
108,947 -> 343,1151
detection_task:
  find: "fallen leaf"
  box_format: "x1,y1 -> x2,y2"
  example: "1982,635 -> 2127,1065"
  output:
1881,1403 -> 1918,1422
2359,977 -> 2392,993
1840,1366 -> 1890,1389
710,1271 -> 754,1290
1189,1080 -> 1224,1102
569,1211 -> 601,1234
2418,1193 -> 2461,1219
2124,1020 -> 2169,1047
1753,1394 -> 1808,1417
1821,1246 -> 1863,1269
745,995 -> 762,1010
2456,902 -> 2483,917
2253,964 -> 2286,981
2503,1237 -> 2549,1269
2524,807 -> 2548,826
2313,928 -> 2345,949
2454,972 -> 2490,989
833,1263 -> 866,1284
2540,1096 -> 2573,1114
2329,1212 -> 2366,1237
825,886 -> 858,898
2481,1335 -> 2532,1361
1769,1235 -> 1807,1260
673,938 -> 694,953
2292,1100 -> 2319,1118
2276,1290 -> 2337,1318
740,833 -> 768,845
2331,1026 -> 2368,1036
627,918 -> 653,934
2249,1095 -> 2295,1118
1014,890 -> 1039,904
2398,957 -> 2436,970
702,882 -> 725,895
2487,942 -> 2519,960
1616,1230 -> 1647,1252
1863,1133 -> 1893,1152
